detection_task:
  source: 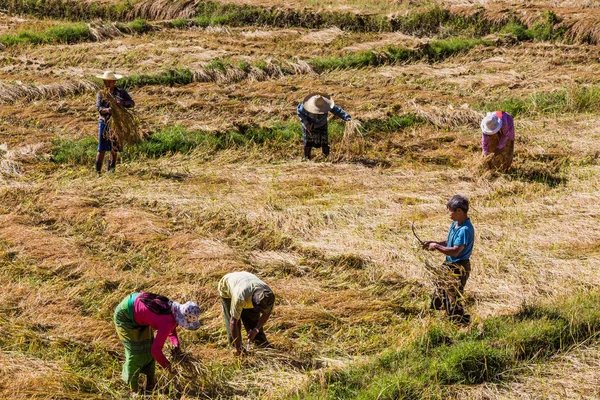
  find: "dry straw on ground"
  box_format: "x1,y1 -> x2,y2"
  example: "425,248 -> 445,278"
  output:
132,0 -> 198,20
0,81 -> 97,104
88,21 -> 124,41
103,89 -> 143,147
410,101 -> 483,128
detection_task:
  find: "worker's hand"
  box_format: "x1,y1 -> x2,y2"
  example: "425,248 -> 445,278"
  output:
235,346 -> 247,356
421,241 -> 431,249
165,363 -> 173,375
427,242 -> 438,251
247,327 -> 260,342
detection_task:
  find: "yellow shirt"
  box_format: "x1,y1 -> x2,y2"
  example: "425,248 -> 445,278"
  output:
218,272 -> 271,319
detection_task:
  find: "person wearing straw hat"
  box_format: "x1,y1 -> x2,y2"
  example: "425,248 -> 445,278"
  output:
95,71 -> 134,174
113,292 -> 201,395
481,111 -> 515,171
218,271 -> 275,355
297,93 -> 351,161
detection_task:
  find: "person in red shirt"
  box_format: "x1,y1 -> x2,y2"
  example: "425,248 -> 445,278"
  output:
113,292 -> 201,394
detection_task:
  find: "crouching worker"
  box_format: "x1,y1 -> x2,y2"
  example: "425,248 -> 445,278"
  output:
218,271 -> 275,355
297,93 -> 351,161
422,195 -> 474,324
113,292 -> 201,395
481,111 -> 515,171
95,71 -> 134,174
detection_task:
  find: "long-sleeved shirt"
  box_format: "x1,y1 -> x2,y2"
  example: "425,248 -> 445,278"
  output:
296,103 -> 350,130
133,296 -> 179,368
218,272 -> 271,320
96,87 -> 135,122
297,103 -> 351,147
482,111 -> 515,155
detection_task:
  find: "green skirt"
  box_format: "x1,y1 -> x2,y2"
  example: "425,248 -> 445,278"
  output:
114,293 -> 155,390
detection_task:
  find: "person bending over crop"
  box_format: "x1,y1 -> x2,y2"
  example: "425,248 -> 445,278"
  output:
421,195 -> 475,324
218,271 -> 275,355
297,93 -> 351,161
113,292 -> 201,395
95,71 -> 134,174
481,111 -> 515,171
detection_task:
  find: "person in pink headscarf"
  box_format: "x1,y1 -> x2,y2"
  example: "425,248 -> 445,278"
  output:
113,292 -> 201,394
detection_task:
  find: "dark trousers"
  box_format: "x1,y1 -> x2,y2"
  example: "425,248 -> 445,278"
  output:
431,259 -> 470,317
221,298 -> 268,346
304,145 -> 329,159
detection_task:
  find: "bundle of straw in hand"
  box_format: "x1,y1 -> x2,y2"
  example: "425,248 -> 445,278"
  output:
170,347 -> 207,381
102,89 -> 142,148
336,119 -> 366,160
153,347 -> 212,397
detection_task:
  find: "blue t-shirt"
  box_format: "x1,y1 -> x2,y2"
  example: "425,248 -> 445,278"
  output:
446,218 -> 474,262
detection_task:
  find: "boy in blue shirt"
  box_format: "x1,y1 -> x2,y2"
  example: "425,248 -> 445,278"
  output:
422,194 -> 474,324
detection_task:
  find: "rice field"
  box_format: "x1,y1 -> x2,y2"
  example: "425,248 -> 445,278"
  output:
1,1 -> 600,399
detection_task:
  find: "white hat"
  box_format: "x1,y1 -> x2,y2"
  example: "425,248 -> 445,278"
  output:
171,301 -> 201,330
95,71 -> 123,81
303,93 -> 334,114
481,112 -> 502,135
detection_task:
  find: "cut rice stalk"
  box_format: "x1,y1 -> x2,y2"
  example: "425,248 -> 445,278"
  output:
336,119 -> 366,161
102,89 -> 143,148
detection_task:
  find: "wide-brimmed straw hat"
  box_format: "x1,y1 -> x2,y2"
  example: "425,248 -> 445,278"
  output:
171,301 -> 201,330
481,112 -> 502,135
95,71 -> 123,81
303,93 -> 334,114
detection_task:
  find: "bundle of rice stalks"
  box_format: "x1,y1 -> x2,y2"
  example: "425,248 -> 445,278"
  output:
568,17 -> 600,45
88,21 -> 123,41
0,144 -> 22,178
102,89 -> 143,148
132,0 -> 197,20
336,119 -> 366,161
421,256 -> 464,291
0,143 -> 44,180
155,348 -> 216,397
285,59 -> 315,75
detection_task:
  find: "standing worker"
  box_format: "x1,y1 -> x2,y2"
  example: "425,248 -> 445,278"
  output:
297,93 -> 351,161
218,271 -> 275,355
481,111 -> 515,171
95,71 -> 134,174
113,292 -> 201,395
421,195 -> 475,324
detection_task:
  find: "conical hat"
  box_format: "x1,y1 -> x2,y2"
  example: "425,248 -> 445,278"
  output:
303,93 -> 334,114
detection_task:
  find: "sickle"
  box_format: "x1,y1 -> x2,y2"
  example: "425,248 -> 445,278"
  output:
411,222 -> 424,245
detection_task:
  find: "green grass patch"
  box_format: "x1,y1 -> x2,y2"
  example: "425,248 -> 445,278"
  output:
310,38 -> 491,72
119,68 -> 194,89
50,114 -> 424,165
297,291 -> 600,399
126,18 -> 152,34
0,23 -> 92,46
481,85 -> 600,117
501,12 -> 567,42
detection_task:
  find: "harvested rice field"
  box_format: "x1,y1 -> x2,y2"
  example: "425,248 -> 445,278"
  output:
1,0 -> 600,399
